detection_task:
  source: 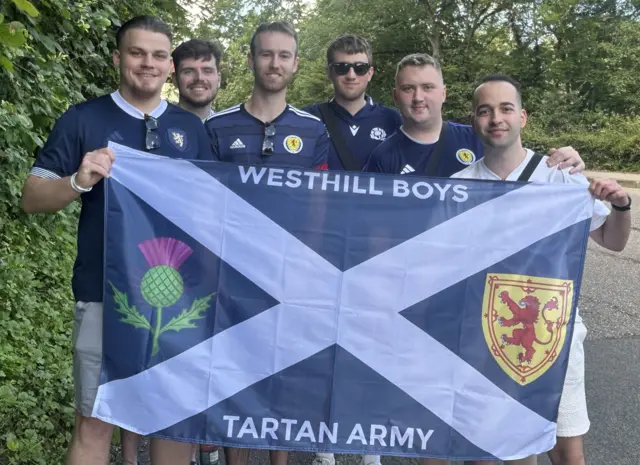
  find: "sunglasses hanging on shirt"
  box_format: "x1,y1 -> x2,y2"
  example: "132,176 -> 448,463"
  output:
330,62 -> 371,76
262,123 -> 276,156
144,114 -> 161,150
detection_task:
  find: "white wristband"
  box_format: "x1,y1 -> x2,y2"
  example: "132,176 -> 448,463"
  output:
70,172 -> 93,193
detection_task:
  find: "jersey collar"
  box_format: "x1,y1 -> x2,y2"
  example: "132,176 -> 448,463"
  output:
329,94 -> 375,119
240,102 -> 289,125
110,90 -> 168,120
400,125 -> 439,145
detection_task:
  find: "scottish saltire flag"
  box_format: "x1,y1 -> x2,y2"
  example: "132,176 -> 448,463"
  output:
95,142 -> 594,461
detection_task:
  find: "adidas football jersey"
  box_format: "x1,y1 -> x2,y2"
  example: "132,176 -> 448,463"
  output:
363,123 -> 484,177
30,91 -> 214,302
303,96 -> 402,170
205,104 -> 329,170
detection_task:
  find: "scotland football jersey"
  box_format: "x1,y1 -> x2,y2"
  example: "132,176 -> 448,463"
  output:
363,123 -> 484,177
303,96 -> 402,170
205,104 -> 329,170
30,91 -> 214,302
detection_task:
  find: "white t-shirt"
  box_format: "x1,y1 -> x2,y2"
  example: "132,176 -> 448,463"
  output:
451,149 -> 610,326
451,149 -> 610,232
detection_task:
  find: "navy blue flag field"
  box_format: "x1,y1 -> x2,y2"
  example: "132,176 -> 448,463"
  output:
95,142 -> 594,461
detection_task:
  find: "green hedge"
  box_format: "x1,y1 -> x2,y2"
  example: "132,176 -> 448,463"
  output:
524,114 -> 640,172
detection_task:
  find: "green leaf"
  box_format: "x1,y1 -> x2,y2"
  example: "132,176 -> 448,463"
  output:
110,283 -> 152,331
11,0 -> 40,18
0,55 -> 14,72
0,23 -> 26,48
160,294 -> 214,334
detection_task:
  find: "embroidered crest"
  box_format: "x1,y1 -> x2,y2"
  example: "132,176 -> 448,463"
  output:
167,128 -> 188,152
284,135 -> 303,154
370,127 -> 386,141
456,149 -> 476,165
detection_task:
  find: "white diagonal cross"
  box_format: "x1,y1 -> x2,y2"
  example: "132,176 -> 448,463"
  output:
94,143 -> 592,459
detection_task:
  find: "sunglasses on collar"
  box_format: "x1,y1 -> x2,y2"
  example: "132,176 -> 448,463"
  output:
144,114 -> 160,150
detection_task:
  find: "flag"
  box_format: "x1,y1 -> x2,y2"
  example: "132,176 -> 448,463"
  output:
94,142 -> 593,461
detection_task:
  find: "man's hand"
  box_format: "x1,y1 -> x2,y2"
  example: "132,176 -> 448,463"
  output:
589,178 -> 630,208
546,146 -> 585,174
75,148 -> 116,189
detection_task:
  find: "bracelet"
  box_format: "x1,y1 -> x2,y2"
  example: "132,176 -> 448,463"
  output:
611,195 -> 632,212
70,172 -> 93,193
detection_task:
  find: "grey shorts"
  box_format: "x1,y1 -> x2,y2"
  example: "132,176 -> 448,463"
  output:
72,301 -> 103,417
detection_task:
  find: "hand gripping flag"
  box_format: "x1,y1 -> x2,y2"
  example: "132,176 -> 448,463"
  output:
95,142 -> 594,461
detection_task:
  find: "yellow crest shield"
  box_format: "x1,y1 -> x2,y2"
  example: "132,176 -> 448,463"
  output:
482,274 -> 574,385
284,135 -> 303,154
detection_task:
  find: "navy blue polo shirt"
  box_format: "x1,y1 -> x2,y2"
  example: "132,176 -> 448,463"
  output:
205,104 -> 329,170
30,91 -> 214,303
363,123 -> 484,177
303,96 -> 402,170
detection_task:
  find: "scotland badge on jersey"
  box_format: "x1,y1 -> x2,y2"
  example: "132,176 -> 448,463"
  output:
168,128 -> 188,152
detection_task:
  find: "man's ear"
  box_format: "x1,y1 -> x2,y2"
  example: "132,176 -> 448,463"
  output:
520,108 -> 528,129
112,49 -> 120,68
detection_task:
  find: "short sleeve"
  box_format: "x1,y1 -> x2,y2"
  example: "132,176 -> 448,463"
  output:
556,169 -> 610,231
312,124 -> 330,170
31,106 -> 82,179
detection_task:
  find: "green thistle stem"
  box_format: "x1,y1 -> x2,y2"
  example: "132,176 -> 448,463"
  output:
152,307 -> 163,356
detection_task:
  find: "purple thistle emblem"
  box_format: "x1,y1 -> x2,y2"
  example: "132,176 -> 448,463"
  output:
110,237 -> 212,357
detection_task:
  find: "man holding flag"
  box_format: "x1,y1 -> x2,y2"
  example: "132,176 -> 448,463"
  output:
205,20 -> 329,465
441,75 -> 631,465
21,15 -> 213,465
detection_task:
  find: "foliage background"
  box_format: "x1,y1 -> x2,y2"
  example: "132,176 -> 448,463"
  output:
1,0 -> 639,463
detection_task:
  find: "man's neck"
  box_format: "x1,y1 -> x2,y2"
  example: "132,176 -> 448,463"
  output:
246,88 -> 287,123
119,86 -> 162,115
178,99 -> 211,121
402,117 -> 443,143
334,94 -> 367,116
483,144 -> 528,180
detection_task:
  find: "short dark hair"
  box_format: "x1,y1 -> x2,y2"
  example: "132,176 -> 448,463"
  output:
116,16 -> 172,49
250,21 -> 298,57
473,74 -> 523,109
326,34 -> 373,65
172,39 -> 223,71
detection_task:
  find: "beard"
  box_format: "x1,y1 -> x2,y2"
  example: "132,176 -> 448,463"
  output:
255,70 -> 293,93
335,84 -> 366,102
179,85 -> 217,109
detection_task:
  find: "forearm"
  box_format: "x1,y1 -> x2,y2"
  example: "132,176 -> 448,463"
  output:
597,209 -> 631,252
21,175 -> 81,213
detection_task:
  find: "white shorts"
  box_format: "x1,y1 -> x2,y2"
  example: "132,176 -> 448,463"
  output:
556,315 -> 589,437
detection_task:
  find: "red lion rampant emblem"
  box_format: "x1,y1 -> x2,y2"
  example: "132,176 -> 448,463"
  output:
498,291 -> 558,364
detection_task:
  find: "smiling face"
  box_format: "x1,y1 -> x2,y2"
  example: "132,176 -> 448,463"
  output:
113,28 -> 172,100
392,64 -> 446,129
249,31 -> 299,94
328,51 -> 373,102
173,56 -> 220,108
472,80 -> 527,149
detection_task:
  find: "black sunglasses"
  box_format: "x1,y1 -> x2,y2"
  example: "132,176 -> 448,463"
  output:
330,62 -> 371,76
262,123 -> 276,156
144,114 -> 160,150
